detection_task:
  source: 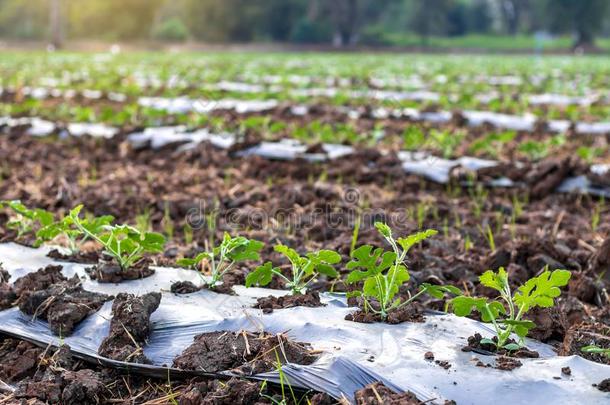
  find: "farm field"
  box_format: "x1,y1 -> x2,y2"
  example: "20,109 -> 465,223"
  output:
0,51 -> 609,404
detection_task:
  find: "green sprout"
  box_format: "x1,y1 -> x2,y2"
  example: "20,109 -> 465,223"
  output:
178,232 -> 263,289
246,245 -> 340,295
452,266 -> 571,350
346,222 -> 459,320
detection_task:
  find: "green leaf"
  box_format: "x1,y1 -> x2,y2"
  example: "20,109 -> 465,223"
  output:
451,296 -> 505,322
245,262 -> 275,287
513,269 -> 571,312
420,283 -> 461,299
346,246 -> 395,283
501,319 -> 536,338
396,229 -> 438,253
480,338 -> 496,346
274,244 -> 301,265
140,232 -> 166,252
316,250 -> 341,264
479,267 -> 508,293
228,239 -> 263,262
503,343 -> 521,351
374,222 -> 392,238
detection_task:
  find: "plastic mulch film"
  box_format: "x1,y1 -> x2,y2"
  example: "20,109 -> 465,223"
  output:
0,243 -> 609,404
397,152 -> 610,198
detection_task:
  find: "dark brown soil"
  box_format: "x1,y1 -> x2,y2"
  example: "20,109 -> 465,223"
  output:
18,276 -> 112,336
12,265 -> 66,296
47,248 -> 100,264
171,280 -> 201,294
0,266 -> 9,283
0,335 -> 328,404
345,302 -> 425,324
254,291 -> 323,313
353,381 -> 420,405
0,338 -> 44,383
462,333 -> 540,358
495,356 -> 523,371
86,260 -> 155,283
98,292 -> 161,363
0,283 -> 16,310
561,322 -> 610,365
172,330 -> 318,375
179,377 -> 263,405
597,378 -> 610,392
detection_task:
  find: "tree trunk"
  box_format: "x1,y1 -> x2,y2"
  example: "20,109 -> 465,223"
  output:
49,0 -> 63,49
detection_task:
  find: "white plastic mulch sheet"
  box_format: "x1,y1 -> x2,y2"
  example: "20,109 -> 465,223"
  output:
0,243 -> 609,404
397,152 -> 610,198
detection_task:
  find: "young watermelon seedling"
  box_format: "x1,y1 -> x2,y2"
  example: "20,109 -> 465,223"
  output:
178,232 -> 263,289
69,205 -> 165,271
246,245 -> 340,295
346,222 -> 460,320
451,266 -> 571,350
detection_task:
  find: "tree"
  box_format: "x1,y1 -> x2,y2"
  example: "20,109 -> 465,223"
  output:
548,0 -> 609,49
49,0 -> 63,48
410,0 -> 451,44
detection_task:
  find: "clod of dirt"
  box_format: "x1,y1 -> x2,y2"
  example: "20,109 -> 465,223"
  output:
526,157 -> 579,199
561,322 -> 610,365
495,356 -> 522,371
254,291 -> 324,313
596,378 -> 610,392
353,381 -> 420,405
462,333 -> 539,358
562,366 -> 572,376
0,338 -> 44,383
345,303 -> 425,324
18,276 -> 112,335
435,360 -> 452,369
61,369 -> 105,405
179,378 -> 262,405
47,248 -> 100,264
98,292 -> 161,363
170,280 -> 201,294
0,266 -> 10,283
86,260 -> 155,283
12,265 -> 66,296
525,305 -> 568,343
424,351 -> 435,360
172,330 -> 318,375
0,282 -> 16,310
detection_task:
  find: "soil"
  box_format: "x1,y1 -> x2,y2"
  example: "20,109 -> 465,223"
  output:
345,302 -> 426,324
86,259 -> 155,283
47,248 -> 100,264
596,378 -> 610,392
495,356 -> 523,371
18,275 -> 112,335
462,333 -> 540,358
254,291 -> 323,313
171,280 -> 202,294
12,265 -> 66,296
353,381 -> 421,405
172,330 -> 318,375
98,292 -> 161,363
561,322 -> 610,365
0,335 -> 332,404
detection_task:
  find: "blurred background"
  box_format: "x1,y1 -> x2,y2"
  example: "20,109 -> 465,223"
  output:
0,0 -> 609,53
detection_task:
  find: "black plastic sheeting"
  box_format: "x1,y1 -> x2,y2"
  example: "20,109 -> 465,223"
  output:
1,243 -> 610,404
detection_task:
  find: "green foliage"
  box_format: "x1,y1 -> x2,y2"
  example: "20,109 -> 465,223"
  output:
246,245 -> 340,295
1,200 -> 53,240
69,205 -> 165,271
151,17 -> 189,42
452,266 -> 571,349
581,345 -> 610,357
178,233 -> 263,288
346,222 -> 458,319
